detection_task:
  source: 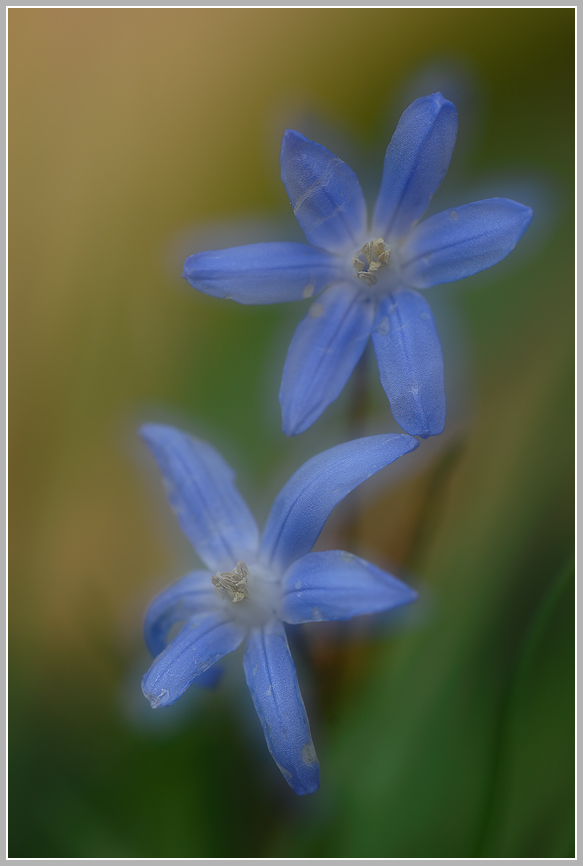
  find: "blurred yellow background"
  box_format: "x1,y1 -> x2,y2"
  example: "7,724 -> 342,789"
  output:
9,8 -> 574,858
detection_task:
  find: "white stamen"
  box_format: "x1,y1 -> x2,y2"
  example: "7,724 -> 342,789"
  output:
212,561 -> 250,603
352,238 -> 391,285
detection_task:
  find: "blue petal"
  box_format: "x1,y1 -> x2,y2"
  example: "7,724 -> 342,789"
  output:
400,198 -> 534,288
260,434 -> 419,573
279,283 -> 375,436
142,610 -> 246,708
182,242 -> 342,304
243,619 -> 319,796
280,550 -> 418,624
372,93 -> 458,240
371,289 -> 445,439
141,425 -> 259,573
144,570 -> 216,658
280,129 -> 367,255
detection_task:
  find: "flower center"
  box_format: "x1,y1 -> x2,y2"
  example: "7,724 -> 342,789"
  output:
211,560 -> 280,627
351,238 -> 391,285
211,561 -> 250,603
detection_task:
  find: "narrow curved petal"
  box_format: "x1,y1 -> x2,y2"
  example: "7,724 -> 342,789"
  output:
281,129 -> 367,255
280,550 -> 417,624
373,93 -> 458,240
182,242 -> 343,304
260,434 -> 419,573
371,289 -> 445,439
144,570 -> 217,658
400,198 -> 534,288
279,283 -> 375,436
141,425 -> 259,573
243,619 -> 319,796
142,610 -> 246,708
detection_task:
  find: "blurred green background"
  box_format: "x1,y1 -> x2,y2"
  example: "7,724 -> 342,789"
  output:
9,8 -> 574,858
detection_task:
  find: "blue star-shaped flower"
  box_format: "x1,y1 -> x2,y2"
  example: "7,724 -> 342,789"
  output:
183,93 -> 533,438
140,424 -> 419,795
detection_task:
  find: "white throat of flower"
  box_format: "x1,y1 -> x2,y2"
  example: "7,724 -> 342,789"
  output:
352,238 -> 391,285
212,560 -> 250,603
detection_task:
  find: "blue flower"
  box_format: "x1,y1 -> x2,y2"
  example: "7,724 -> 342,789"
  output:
140,424 -> 419,795
183,93 -> 533,438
